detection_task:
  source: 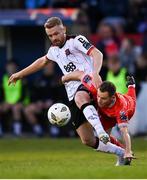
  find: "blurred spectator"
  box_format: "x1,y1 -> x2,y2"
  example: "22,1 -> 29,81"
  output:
101,18 -> 125,38
98,0 -> 129,18
138,18 -> 147,33
98,0 -> 129,35
81,0 -> 102,33
135,52 -> 147,82
128,0 -> 147,32
0,61 -> 29,136
136,82 -> 147,134
24,62 -> 67,137
142,28 -> 147,53
134,52 -> 147,95
119,38 -> 141,75
0,0 -> 24,9
105,54 -> 129,139
96,23 -> 121,81
24,62 -> 54,136
96,22 -> 120,60
71,10 -> 91,37
106,55 -> 128,94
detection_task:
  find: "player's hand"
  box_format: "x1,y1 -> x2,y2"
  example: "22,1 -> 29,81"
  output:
8,72 -> 21,86
61,75 -> 67,84
124,151 -> 136,159
91,72 -> 102,89
99,133 -> 110,144
61,70 -> 84,84
123,152 -> 137,165
124,152 -> 133,159
126,76 -> 135,87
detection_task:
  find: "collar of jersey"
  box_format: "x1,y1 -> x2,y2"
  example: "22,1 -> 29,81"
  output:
59,39 -> 66,49
58,35 -> 77,49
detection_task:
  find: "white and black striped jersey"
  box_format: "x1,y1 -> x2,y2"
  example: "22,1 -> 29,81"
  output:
46,35 -> 95,101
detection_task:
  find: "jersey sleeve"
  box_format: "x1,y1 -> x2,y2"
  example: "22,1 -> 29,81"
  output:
46,47 -> 56,62
117,110 -> 129,128
126,86 -> 136,102
73,35 -> 95,55
81,74 -> 97,100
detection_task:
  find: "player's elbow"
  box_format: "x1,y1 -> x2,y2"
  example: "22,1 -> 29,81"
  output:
38,56 -> 49,67
91,48 -> 103,58
97,50 -> 103,62
97,49 -> 103,58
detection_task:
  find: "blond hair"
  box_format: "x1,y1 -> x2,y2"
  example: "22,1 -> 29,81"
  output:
44,17 -> 63,29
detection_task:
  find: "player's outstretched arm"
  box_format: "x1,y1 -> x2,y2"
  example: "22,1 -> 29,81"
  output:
89,48 -> 103,88
61,70 -> 84,84
126,76 -> 135,88
8,56 -> 49,85
126,76 -> 136,101
119,126 -> 133,159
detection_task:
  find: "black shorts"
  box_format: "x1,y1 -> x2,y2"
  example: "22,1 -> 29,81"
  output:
69,84 -> 93,129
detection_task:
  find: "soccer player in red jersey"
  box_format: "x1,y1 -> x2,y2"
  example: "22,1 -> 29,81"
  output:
62,71 -> 136,162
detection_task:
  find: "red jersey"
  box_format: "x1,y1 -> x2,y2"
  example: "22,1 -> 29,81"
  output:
98,87 -> 136,130
82,76 -> 136,130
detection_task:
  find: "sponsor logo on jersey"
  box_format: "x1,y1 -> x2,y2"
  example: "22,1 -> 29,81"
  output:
64,62 -> 76,72
65,49 -> 71,56
120,111 -> 128,121
78,37 -> 92,50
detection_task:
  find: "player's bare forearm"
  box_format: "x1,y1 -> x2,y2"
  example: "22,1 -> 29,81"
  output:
19,56 -> 49,78
62,70 -> 84,83
89,48 -> 103,88
89,48 -> 103,74
120,126 -> 132,156
8,56 -> 49,85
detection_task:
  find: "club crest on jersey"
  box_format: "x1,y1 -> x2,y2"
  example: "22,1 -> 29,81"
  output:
65,49 -> 71,56
120,111 -> 128,121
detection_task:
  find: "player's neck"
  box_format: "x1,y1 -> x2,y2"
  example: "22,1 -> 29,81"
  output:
59,35 -> 66,48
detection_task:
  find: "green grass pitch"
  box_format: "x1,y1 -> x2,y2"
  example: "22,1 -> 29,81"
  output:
0,137 -> 147,178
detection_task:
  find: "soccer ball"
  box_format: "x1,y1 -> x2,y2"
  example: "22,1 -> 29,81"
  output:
47,103 -> 71,126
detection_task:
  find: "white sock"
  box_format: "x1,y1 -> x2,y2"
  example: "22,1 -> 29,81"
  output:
13,122 -> 22,136
97,141 -> 125,157
83,105 -> 105,136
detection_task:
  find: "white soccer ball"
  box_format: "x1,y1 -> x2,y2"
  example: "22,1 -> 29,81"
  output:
47,103 -> 71,126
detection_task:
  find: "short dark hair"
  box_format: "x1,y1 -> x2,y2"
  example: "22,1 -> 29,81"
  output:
99,81 -> 116,97
44,17 -> 63,29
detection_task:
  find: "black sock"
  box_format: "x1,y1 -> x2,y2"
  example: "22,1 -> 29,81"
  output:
93,137 -> 99,149
81,103 -> 92,111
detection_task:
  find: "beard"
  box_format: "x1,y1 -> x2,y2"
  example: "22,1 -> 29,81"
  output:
52,40 -> 62,46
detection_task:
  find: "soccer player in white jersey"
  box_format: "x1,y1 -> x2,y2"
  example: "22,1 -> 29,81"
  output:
8,17 -> 127,165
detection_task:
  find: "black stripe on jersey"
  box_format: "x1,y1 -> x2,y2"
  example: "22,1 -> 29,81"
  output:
66,35 -> 77,40
59,35 -> 77,49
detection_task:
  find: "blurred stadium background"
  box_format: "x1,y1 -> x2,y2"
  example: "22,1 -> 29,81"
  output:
0,0 -> 147,178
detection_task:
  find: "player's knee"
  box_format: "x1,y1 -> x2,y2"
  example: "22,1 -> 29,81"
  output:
74,94 -> 81,108
75,91 -> 90,109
